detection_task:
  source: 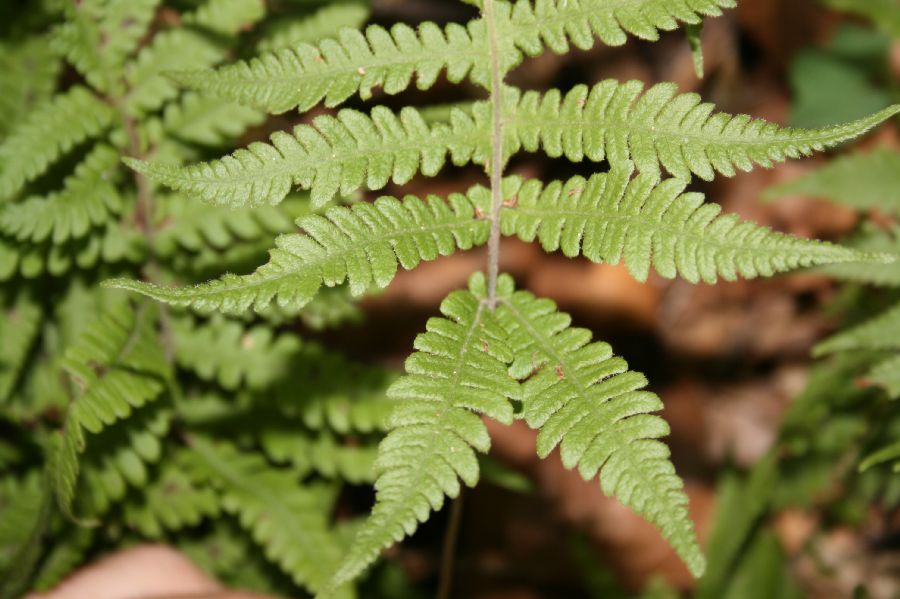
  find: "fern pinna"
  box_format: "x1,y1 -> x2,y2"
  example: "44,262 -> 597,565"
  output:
0,0 -> 898,597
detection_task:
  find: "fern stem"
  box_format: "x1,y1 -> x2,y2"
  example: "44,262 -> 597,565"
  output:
436,489 -> 465,599
484,0 -> 505,308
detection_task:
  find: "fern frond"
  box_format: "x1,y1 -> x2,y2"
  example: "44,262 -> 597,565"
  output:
257,3 -> 370,52
268,342 -> 396,434
493,274 -> 705,577
130,88 -> 898,210
123,459 -> 220,537
764,148 -> 900,214
260,429 -> 378,484
172,316 -> 302,391
125,104 -> 487,208
0,36 -> 60,138
504,84 -> 900,181
0,87 -> 115,199
163,93 -> 265,147
815,301 -> 900,355
496,168 -> 892,283
76,403 -> 171,516
173,0 -> 734,114
124,29 -> 223,114
47,302 -> 170,517
52,0 -> 160,92
0,292 -> 42,404
0,225 -> 145,282
868,355 -> 900,399
0,473 -> 43,581
0,144 -> 123,243
185,438 -> 351,597
328,274 -> 518,589
184,0 -> 266,36
154,193 -> 303,258
817,226 -> 900,287
860,439 -> 900,472
105,192 -> 488,313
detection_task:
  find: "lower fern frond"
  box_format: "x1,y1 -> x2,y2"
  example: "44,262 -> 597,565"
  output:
185,438 -> 352,598
493,274 -> 706,577
325,274 -> 518,591
105,192 -> 489,313
46,302 -> 171,518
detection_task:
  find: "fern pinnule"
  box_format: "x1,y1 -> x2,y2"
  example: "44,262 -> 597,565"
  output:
497,167 -> 895,284
51,0 -> 159,92
0,292 -> 43,404
104,192 -> 490,313
505,83 -> 900,181
184,438 -> 351,598
492,274 -> 705,577
0,87 -> 115,199
47,302 -> 171,517
173,0 -> 736,115
326,274 -> 518,590
123,460 -> 220,538
0,36 -> 60,138
125,104 -> 488,209
0,144 -> 122,244
256,3 -> 371,52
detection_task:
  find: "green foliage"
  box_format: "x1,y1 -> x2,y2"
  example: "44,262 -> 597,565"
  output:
498,167 -> 886,283
48,302 -> 171,517
0,86 -> 115,199
329,274 -> 517,589
819,0 -> 900,38
4,0 -> 899,596
128,84 -> 899,209
764,147 -> 900,213
493,274 -> 704,577
185,438 -> 351,597
106,192 -> 491,312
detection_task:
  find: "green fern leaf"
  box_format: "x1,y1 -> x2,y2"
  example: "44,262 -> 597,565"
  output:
162,93 -> 265,147
504,83 -> 900,181
47,302 -> 170,517
257,2 -> 370,52
0,144 -> 123,243
0,87 -> 115,200
496,168 -> 893,283
124,29 -> 224,114
0,225 -> 145,282
154,192 -> 304,258
260,429 -> 378,484
815,301 -> 900,355
184,0 -> 266,36
29,527 -> 94,593
860,439 -> 900,472
76,403 -> 171,516
104,192 -> 489,313
129,88 -> 898,209
764,147 -> 900,214
327,273 -> 518,589
868,355 -> 900,399
124,104 -> 488,208
52,0 -> 160,92
0,292 -> 42,404
172,316 -> 302,390
171,0 -> 734,114
0,36 -> 61,138
185,438 -> 352,597
0,473 -> 44,584
493,274 -> 705,577
123,458 -> 220,537
817,225 -> 900,287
